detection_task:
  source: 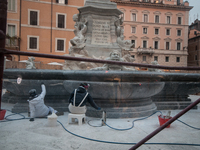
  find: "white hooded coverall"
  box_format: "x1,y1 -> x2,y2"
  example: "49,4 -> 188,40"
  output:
28,84 -> 56,118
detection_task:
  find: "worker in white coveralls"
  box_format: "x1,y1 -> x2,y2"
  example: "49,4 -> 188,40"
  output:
28,83 -> 63,121
68,83 -> 101,114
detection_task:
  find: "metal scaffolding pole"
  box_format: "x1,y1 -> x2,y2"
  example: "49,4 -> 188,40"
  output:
0,0 -> 7,110
1,48 -> 200,71
129,98 -> 200,150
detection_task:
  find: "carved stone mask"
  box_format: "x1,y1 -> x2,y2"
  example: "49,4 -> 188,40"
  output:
110,51 -> 120,60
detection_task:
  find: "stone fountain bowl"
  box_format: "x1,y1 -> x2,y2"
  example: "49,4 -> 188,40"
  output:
64,80 -> 165,118
64,81 -> 164,100
3,69 -> 165,118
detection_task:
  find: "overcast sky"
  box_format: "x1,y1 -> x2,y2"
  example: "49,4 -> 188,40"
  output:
187,0 -> 200,24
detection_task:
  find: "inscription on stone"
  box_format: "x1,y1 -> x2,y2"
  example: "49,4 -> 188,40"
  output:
91,19 -> 111,45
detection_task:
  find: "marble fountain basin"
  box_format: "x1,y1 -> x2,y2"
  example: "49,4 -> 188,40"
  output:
3,69 -> 165,118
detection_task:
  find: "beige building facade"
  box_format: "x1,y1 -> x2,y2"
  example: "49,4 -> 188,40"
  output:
112,0 -> 192,67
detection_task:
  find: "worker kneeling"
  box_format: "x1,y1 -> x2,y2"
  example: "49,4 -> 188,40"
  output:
68,83 -> 101,114
28,83 -> 63,121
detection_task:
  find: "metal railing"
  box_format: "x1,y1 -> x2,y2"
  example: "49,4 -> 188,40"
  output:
2,48 -> 200,70
137,47 -> 154,55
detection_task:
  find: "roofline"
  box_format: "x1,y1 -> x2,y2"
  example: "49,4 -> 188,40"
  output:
189,28 -> 200,32
189,35 -> 200,40
189,22 -> 200,28
111,0 -> 193,11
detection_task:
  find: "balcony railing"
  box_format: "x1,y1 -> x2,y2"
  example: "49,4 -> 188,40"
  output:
129,0 -> 163,4
137,47 -> 154,55
130,0 -> 139,2
142,0 -> 150,2
5,36 -> 20,49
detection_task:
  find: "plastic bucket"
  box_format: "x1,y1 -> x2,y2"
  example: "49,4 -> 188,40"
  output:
0,109 -> 6,120
47,118 -> 57,127
158,115 -> 172,128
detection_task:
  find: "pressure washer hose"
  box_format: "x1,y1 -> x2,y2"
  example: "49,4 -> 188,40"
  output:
57,120 -> 200,147
89,111 -> 163,131
1,110 -> 200,147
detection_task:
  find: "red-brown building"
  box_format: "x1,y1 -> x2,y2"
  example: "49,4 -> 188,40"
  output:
188,19 -> 200,66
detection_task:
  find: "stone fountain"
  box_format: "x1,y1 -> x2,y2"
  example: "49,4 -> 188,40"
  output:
2,0 -> 200,118
63,0 -> 135,71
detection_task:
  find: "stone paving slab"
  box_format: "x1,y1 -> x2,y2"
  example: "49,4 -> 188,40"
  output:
1,102 -> 200,150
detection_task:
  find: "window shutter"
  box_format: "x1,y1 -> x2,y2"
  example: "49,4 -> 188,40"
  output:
65,0 -> 68,4
56,0 -> 58,3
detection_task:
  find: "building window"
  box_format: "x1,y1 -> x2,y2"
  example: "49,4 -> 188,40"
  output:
131,55 -> 135,58
28,36 -> 39,51
56,38 -> 66,52
56,0 -> 68,4
30,38 -> 37,49
196,45 -> 198,50
195,55 -> 198,60
6,24 -> 17,46
57,13 -> 66,28
155,15 -> 159,23
177,30 -> 181,36
29,10 -> 39,26
143,56 -> 146,61
166,29 -> 170,35
176,57 -> 180,62
154,41 -> 158,49
155,28 -> 159,35
194,31 -> 197,36
7,25 -> 16,37
132,13 -> 136,21
131,40 -> 135,48
167,16 -> 171,24
144,14 -> 148,22
57,40 -> 64,51
165,56 -> 169,62
177,42 -> 181,50
166,42 -> 170,50
8,0 -> 16,12
178,17 -> 182,24
143,40 -> 147,48
143,28 -> 147,34
132,27 -> 136,33
154,56 -> 158,61
177,0 -> 181,5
